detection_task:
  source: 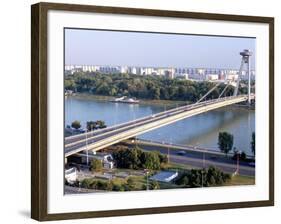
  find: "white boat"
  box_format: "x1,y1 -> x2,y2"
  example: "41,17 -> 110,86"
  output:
110,96 -> 139,104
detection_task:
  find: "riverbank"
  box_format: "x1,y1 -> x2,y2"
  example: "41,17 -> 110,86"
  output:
67,92 -> 188,107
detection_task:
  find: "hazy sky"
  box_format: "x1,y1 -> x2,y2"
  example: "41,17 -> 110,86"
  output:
65,28 -> 256,69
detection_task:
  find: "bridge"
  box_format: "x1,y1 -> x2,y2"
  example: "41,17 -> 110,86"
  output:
65,94 -> 255,157
65,49 -> 254,159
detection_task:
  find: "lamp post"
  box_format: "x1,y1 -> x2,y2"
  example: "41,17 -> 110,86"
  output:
202,149 -> 205,188
236,150 -> 241,175
85,124 -> 89,166
145,169 -> 149,190
78,182 -> 81,192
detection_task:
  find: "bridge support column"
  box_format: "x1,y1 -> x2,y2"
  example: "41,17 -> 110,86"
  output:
247,54 -> 251,105
239,49 -> 252,105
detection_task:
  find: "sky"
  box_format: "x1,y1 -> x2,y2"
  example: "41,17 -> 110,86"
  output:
65,28 -> 256,69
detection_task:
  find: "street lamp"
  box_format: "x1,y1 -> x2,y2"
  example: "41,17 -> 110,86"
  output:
78,182 -> 81,192
85,123 -> 89,166
202,149 -> 206,188
144,169 -> 149,190
236,150 -> 241,175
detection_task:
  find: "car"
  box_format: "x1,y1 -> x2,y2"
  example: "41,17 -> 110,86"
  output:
177,151 -> 187,155
248,162 -> 255,167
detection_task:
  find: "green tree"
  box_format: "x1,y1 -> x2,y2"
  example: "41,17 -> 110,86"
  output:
176,166 -> 231,188
90,159 -> 103,172
96,120 -> 107,129
128,147 -> 142,169
64,72 -> 254,102
112,183 -> 124,191
251,132 -> 255,156
71,120 -> 81,130
218,132 -> 234,156
150,180 -> 160,190
127,177 -> 136,190
86,121 -> 97,131
143,152 -> 161,170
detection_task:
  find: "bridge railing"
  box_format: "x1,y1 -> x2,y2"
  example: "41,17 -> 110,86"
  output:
65,95 -> 250,152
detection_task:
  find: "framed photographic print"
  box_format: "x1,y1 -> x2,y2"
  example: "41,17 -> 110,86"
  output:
31,2 -> 274,221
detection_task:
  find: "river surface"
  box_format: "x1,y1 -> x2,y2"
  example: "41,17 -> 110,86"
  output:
65,97 -> 255,155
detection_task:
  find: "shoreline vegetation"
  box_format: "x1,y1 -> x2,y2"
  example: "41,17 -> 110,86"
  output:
67,92 -> 255,111
65,72 -> 255,109
67,92 -> 188,107
65,72 -> 254,102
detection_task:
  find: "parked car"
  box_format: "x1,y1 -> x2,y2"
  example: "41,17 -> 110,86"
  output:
248,162 -> 255,167
177,151 -> 186,156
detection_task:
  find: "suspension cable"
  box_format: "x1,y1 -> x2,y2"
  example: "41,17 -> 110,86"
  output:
218,83 -> 229,98
196,82 -> 221,104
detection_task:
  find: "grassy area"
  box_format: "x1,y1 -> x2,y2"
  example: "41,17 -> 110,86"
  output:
164,162 -> 200,171
69,93 -> 115,101
225,175 -> 255,186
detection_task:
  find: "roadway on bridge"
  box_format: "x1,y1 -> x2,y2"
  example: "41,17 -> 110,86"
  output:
65,95 -> 252,157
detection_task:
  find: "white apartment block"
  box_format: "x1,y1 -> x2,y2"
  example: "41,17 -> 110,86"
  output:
64,65 -> 255,81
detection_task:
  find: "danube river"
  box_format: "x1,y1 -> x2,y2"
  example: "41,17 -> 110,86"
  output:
65,97 -> 255,155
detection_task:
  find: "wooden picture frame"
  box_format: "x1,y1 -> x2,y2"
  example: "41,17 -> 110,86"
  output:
31,2 -> 274,221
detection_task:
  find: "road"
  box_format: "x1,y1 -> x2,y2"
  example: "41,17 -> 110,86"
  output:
125,141 -> 255,177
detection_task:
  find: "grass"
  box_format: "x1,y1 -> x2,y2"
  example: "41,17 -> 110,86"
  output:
165,162 -> 200,171
225,175 -> 255,186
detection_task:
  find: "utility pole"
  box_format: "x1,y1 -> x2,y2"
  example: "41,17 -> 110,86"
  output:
145,169 -> 149,190
168,144 -> 170,164
85,127 -> 89,166
236,151 -> 241,175
202,150 -> 205,188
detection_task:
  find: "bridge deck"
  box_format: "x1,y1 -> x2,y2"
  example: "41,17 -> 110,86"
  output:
65,95 -> 254,157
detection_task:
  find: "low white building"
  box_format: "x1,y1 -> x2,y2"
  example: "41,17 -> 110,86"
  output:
79,152 -> 114,169
65,167 -> 77,183
149,171 -> 178,183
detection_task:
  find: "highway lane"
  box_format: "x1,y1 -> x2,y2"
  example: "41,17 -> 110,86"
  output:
125,142 -> 255,177
65,96 -> 245,154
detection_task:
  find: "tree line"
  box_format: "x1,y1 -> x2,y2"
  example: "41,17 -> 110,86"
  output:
65,72 -> 250,102
66,176 -> 160,191
112,146 -> 168,170
218,131 -> 255,157
69,120 -> 107,131
176,166 -> 231,187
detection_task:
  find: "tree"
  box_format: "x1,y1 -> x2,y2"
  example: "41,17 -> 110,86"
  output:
127,177 -> 136,190
251,132 -> 255,156
218,132 -> 234,156
143,152 -> 161,170
112,147 -> 165,170
128,148 -> 142,169
71,120 -> 81,130
150,180 -> 160,190
86,120 -> 107,131
90,159 -> 103,172
176,166 -> 231,188
64,72 -> 255,102
86,121 -> 97,131
233,150 -> 247,161
96,120 -> 107,129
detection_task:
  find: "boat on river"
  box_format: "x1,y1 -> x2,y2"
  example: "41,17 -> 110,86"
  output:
110,96 -> 140,104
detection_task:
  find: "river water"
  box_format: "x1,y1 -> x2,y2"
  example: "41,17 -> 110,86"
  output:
65,97 -> 255,155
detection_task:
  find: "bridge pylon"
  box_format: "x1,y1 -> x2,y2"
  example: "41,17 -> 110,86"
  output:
234,49 -> 252,104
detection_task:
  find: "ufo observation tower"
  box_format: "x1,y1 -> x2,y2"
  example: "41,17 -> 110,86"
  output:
233,49 -> 253,104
